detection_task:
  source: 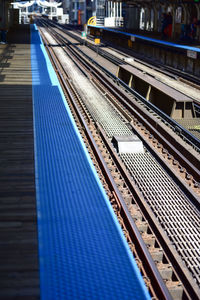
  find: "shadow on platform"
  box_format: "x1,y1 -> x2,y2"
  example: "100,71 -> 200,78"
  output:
7,24 -> 30,44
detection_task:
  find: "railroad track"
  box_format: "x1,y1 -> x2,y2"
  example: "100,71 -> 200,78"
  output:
49,21 -> 200,101
37,20 -> 200,300
39,19 -> 200,186
42,19 -> 200,151
62,24 -> 200,119
75,28 -> 200,140
52,22 -> 200,87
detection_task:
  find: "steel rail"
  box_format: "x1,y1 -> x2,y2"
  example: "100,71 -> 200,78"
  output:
80,44 -> 200,152
46,21 -> 200,153
38,24 -> 173,300
40,22 -> 200,209
51,21 -> 182,81
86,24 -> 200,86
47,19 -> 200,114
43,25 -> 200,189
49,20 -> 200,86
97,123 -> 200,300
88,72 -> 200,201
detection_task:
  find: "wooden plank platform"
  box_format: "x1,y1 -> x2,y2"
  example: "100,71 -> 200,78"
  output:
0,25 -> 39,299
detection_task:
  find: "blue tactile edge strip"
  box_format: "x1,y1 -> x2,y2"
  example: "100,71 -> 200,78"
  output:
31,24 -> 151,300
90,25 -> 200,52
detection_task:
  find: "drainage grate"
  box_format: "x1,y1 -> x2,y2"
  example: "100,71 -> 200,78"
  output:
120,152 -> 200,286
83,92 -> 132,138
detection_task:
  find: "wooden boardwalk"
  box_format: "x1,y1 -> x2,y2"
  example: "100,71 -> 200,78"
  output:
0,26 -> 39,299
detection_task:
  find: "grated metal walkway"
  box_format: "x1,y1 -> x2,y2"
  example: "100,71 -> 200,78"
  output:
31,24 -> 150,299
120,152 -> 200,286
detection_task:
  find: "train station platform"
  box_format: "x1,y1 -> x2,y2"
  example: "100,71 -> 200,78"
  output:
0,25 -> 39,299
0,24 -> 150,299
89,26 -> 200,77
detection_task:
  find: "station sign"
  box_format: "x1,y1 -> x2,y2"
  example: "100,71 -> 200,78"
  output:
187,50 -> 197,59
81,31 -> 87,39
